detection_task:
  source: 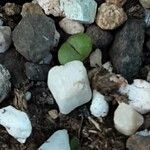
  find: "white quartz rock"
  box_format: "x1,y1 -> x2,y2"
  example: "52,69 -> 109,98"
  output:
48,60 -> 92,114
37,0 -> 63,16
90,49 -> 102,68
38,129 -> 70,150
0,106 -> 32,143
119,79 -> 150,114
90,90 -> 109,117
0,26 -> 11,53
60,0 -> 97,24
59,18 -> 84,35
114,103 -> 144,136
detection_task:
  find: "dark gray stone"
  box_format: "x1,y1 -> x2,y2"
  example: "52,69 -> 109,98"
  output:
86,25 -> 113,49
25,62 -> 50,81
12,14 -> 56,63
110,19 -> 145,81
146,39 -> 150,51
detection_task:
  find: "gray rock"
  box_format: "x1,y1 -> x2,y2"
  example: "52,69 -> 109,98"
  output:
25,62 -> 50,81
0,26 -> 12,53
145,9 -> 150,27
126,133 -> 150,150
86,25 -> 113,49
12,14 -> 56,63
0,64 -> 11,103
110,19 -> 145,81
0,19 -> 3,26
146,39 -> 150,51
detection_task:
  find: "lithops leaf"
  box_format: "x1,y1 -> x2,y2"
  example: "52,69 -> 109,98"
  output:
58,33 -> 92,64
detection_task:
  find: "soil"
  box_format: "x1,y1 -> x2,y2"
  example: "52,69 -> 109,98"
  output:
0,0 -> 149,150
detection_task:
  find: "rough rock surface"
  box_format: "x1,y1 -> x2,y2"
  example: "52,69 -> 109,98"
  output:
110,19 -> 145,81
127,133 -> 150,150
0,64 -> 11,103
0,26 -> 12,53
106,0 -> 126,6
25,62 -> 50,81
21,2 -> 44,17
12,14 -> 56,63
96,3 -> 127,30
86,25 -> 113,49
60,0 -> 97,24
139,0 -> 150,8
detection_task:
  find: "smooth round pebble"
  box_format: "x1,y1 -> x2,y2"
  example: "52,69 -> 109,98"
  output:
59,18 -> 84,35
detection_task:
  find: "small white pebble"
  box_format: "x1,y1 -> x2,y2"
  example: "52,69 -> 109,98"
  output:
102,61 -> 113,73
90,90 -> 109,117
24,91 -> 32,101
0,106 -> 32,143
119,79 -> 150,114
136,129 -> 150,136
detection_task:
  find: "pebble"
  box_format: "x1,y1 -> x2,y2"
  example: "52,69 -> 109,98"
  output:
39,53 -> 52,65
48,60 -> 92,114
119,79 -> 150,114
90,90 -> 109,117
144,9 -> 150,27
0,26 -> 12,53
24,91 -> 32,101
96,3 -> 127,30
90,49 -> 102,68
0,64 -> 11,103
0,106 -> 32,143
38,129 -> 70,150
48,109 -> 59,119
37,0 -> 63,17
147,71 -> 150,82
139,0 -> 150,8
4,3 -> 21,16
126,131 -> 150,150
21,2 -> 44,17
60,0 -> 97,24
114,103 -> 144,136
25,62 -> 50,81
105,0 -> 127,6
110,19 -> 145,81
53,30 -> 60,48
59,18 -> 84,35
12,14 -> 56,63
86,25 -> 113,49
102,62 -> 113,73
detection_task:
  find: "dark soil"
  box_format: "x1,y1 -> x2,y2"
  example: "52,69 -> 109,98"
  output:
0,0 -> 149,150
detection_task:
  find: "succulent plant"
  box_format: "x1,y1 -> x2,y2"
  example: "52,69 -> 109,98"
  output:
58,33 -> 92,64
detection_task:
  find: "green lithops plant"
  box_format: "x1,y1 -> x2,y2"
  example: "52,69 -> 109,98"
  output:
58,33 -> 92,64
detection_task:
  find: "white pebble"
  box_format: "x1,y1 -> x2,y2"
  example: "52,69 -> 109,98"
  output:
136,129 -> 150,136
0,106 -> 32,143
48,60 -> 92,114
114,103 -> 144,136
0,26 -> 11,53
102,61 -> 113,73
24,91 -> 32,101
59,18 -> 84,35
119,79 -> 150,114
90,90 -> 109,117
37,0 -> 63,16
90,49 -> 102,68
38,129 -> 70,150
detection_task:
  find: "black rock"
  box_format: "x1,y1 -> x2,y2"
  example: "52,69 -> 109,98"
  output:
12,14 -> 56,63
110,19 -> 145,81
146,39 -> 150,51
86,25 -> 113,49
25,62 -> 50,81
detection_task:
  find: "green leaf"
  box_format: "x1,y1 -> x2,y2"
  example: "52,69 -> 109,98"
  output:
70,137 -> 80,150
58,33 -> 92,64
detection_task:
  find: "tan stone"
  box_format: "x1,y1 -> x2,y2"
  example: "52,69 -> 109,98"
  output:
96,3 -> 127,30
106,0 -> 127,7
114,103 -> 144,136
139,0 -> 150,8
